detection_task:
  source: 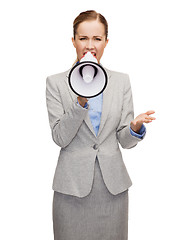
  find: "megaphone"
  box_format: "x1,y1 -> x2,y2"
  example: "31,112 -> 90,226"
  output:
68,52 -> 108,98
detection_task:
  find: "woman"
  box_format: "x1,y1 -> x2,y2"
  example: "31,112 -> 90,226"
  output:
46,10 -> 155,240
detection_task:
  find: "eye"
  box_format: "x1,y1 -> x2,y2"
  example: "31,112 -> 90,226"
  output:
95,38 -> 101,41
79,37 -> 86,40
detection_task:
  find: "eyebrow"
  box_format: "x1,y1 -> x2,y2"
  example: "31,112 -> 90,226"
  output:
78,35 -> 103,38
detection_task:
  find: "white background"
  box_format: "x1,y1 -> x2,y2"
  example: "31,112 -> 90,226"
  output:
1,0 -> 186,239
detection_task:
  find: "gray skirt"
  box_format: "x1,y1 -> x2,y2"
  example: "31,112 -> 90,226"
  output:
52,157 -> 129,240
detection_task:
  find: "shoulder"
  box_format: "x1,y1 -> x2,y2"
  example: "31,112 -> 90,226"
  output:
46,70 -> 69,82
104,67 -> 130,87
46,69 -> 70,89
105,67 -> 129,79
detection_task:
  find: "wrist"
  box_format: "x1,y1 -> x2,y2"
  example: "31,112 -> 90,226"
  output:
77,97 -> 88,107
130,122 -> 142,133
77,97 -> 88,108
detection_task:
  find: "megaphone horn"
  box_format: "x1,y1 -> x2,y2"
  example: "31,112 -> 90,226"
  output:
79,64 -> 98,83
68,52 -> 108,98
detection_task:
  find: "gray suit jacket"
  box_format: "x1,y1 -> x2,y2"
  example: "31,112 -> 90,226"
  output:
46,67 -> 146,197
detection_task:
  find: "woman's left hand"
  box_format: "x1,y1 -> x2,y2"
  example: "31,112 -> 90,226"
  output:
130,110 -> 156,133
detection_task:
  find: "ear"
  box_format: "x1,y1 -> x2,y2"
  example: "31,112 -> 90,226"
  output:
105,39 -> 109,48
72,37 -> 76,48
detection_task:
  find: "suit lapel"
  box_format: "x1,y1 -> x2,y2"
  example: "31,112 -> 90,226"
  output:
65,67 -> 113,138
97,68 -> 113,137
65,68 -> 97,137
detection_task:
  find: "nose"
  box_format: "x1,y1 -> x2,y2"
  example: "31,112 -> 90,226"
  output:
86,39 -> 94,50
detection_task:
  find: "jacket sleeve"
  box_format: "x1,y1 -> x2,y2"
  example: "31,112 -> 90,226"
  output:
46,76 -> 89,148
116,74 -> 146,149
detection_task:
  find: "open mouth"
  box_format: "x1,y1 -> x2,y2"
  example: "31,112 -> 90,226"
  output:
83,52 -> 96,57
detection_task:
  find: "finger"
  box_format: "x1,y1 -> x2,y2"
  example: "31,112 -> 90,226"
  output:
145,116 -> 156,120
144,119 -> 152,123
145,110 -> 155,115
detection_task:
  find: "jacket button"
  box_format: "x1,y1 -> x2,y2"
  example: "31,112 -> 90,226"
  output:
93,144 -> 98,150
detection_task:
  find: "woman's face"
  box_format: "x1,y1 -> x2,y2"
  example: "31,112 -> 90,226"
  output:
72,20 -> 109,63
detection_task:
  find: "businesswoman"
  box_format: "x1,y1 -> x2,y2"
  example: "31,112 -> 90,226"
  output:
46,10 -> 155,240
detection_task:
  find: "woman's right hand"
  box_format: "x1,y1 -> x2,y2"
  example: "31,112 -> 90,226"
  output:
77,96 -> 88,107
